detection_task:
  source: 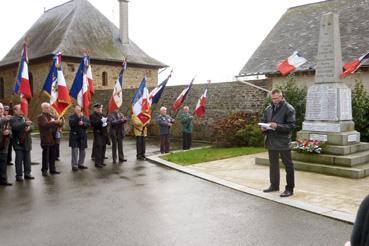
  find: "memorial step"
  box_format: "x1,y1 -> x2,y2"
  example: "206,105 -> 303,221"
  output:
255,156 -> 369,179
292,148 -> 369,167
323,142 -> 369,155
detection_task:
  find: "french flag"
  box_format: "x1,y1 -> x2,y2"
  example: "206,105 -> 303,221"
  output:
14,43 -> 32,116
277,51 -> 307,76
43,52 -> 72,117
340,52 -> 369,78
70,56 -> 95,117
149,70 -> 172,105
172,77 -> 195,112
108,60 -> 126,113
195,88 -> 207,118
132,77 -> 151,125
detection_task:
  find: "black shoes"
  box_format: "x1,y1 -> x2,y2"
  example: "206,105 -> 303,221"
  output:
119,159 -> 127,163
263,186 -> 279,193
0,181 -> 12,186
42,171 -> 48,177
7,162 -> 13,166
50,171 -> 61,175
280,190 -> 293,197
16,177 -> 24,182
78,165 -> 88,169
72,167 -> 79,171
95,164 -> 103,168
24,175 -> 35,180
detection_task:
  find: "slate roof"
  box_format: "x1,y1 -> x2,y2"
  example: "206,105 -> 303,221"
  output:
0,0 -> 166,68
239,0 -> 369,76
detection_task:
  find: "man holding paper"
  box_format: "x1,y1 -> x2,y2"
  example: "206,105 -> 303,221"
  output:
260,89 -> 296,197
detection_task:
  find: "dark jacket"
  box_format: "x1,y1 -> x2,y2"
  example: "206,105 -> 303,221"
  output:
68,113 -> 90,148
108,111 -> 126,138
0,117 -> 11,154
37,113 -> 61,146
262,101 -> 295,151
10,115 -> 33,151
90,112 -> 108,136
156,114 -> 174,135
350,194 -> 369,246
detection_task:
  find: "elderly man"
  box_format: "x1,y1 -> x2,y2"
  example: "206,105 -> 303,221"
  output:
90,103 -> 108,168
156,106 -> 175,154
179,106 -> 194,150
261,88 -> 296,198
10,104 -> 34,182
108,108 -> 127,164
37,102 -> 62,176
132,114 -> 147,161
69,105 -> 90,171
0,103 -> 12,185
4,105 -> 13,166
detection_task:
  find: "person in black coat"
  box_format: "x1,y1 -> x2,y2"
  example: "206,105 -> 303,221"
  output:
0,103 -> 12,186
345,195 -> 369,246
69,105 -> 90,171
108,109 -> 127,164
90,103 -> 108,168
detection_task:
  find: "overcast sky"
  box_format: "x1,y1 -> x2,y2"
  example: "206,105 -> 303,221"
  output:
0,0 -> 322,85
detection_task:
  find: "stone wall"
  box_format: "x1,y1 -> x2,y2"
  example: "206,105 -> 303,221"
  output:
92,81 -> 269,141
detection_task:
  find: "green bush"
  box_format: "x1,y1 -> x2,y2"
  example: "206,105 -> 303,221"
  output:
211,112 -> 263,147
352,75 -> 369,141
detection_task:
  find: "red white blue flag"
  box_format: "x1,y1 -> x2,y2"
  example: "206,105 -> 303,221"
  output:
43,52 -> 72,117
132,77 -> 151,126
149,70 -> 172,105
14,43 -> 32,116
70,55 -> 95,116
277,51 -> 307,76
195,80 -> 210,117
108,60 -> 126,113
172,77 -> 195,111
340,52 -> 369,78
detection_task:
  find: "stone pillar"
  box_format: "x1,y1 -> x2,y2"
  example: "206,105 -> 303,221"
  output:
118,0 -> 129,44
297,12 -> 360,146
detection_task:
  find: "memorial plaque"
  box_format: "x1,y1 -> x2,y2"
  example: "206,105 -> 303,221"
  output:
309,134 -> 328,142
305,84 -> 338,121
338,88 -> 352,120
303,122 -> 341,132
348,134 -> 357,142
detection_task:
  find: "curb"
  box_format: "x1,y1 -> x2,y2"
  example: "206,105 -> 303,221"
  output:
146,154 -> 355,224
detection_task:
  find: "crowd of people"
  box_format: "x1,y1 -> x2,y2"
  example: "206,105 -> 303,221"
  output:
0,102 -> 194,186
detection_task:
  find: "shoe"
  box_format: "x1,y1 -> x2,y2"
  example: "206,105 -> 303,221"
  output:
42,172 -> 48,177
0,181 -> 12,186
7,162 -> 13,166
101,163 -> 106,166
104,156 -> 108,159
113,160 -> 117,164
50,171 -> 61,175
119,159 -> 127,163
137,156 -> 145,160
95,164 -> 103,168
78,166 -> 88,169
24,175 -> 35,180
72,167 -> 79,171
280,190 -> 293,197
263,186 -> 279,193
16,177 -> 24,182
55,158 -> 60,161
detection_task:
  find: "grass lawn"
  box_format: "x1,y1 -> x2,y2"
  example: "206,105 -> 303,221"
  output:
161,146 -> 266,166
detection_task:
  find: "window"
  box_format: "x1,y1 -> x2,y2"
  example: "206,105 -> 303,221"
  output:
102,72 -> 108,86
29,72 -> 34,96
0,78 -> 4,99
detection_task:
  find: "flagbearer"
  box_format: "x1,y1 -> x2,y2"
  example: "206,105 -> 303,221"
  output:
132,114 -> 147,160
10,104 -> 34,182
179,106 -> 193,150
0,103 -> 12,186
108,109 -> 127,164
90,103 -> 108,168
38,102 -> 62,176
69,105 -> 90,171
4,105 -> 14,166
157,107 -> 175,154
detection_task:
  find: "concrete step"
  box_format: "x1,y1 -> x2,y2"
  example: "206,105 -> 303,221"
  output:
323,142 -> 369,155
255,156 -> 369,179
292,149 -> 369,167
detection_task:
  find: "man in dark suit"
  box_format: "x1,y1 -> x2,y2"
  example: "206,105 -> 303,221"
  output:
69,105 -> 90,171
10,104 -> 34,182
261,88 -> 296,197
108,109 -> 127,164
90,103 -> 108,168
0,103 -> 12,185
4,105 -> 13,166
37,102 -> 62,176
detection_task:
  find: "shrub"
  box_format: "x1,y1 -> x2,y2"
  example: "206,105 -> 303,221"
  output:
211,112 -> 263,147
352,74 -> 369,141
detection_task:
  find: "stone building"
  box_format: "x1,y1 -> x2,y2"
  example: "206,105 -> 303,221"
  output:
239,0 -> 369,90
0,0 -> 165,120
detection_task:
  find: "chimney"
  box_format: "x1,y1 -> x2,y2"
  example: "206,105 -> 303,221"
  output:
118,0 -> 129,44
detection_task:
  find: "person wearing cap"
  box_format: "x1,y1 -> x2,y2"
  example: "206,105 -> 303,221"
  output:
0,103 -> 12,185
90,103 -> 108,168
4,105 -> 13,166
108,108 -> 127,164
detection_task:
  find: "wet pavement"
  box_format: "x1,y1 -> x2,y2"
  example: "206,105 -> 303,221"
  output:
0,137 -> 352,246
